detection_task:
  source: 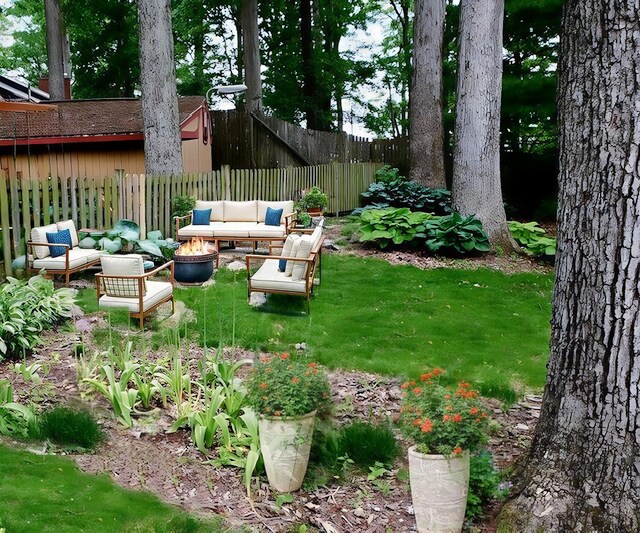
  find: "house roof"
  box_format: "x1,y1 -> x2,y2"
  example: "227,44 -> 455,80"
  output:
0,74 -> 50,103
0,96 -> 207,145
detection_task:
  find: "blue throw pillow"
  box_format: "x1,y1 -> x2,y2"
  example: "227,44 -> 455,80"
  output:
46,228 -> 72,258
265,207 -> 283,227
192,208 -> 211,225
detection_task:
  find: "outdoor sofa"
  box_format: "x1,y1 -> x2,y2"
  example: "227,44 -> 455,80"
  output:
175,200 -> 296,266
27,220 -> 106,286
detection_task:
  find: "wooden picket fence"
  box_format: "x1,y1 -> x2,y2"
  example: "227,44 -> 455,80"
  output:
0,162 -> 382,276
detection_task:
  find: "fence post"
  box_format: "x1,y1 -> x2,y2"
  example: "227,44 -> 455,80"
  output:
221,165 -> 231,200
139,173 -> 146,239
0,171 -> 12,276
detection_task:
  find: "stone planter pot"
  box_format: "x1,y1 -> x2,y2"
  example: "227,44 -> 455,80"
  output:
408,446 -> 470,533
259,410 -> 316,492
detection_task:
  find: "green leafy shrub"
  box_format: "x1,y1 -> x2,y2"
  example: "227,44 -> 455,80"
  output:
339,420 -> 398,467
424,212 -> 490,254
0,380 -> 35,438
172,195 -> 196,218
358,208 -> 432,249
0,276 -> 75,360
508,221 -> 556,256
296,187 -> 329,211
361,166 -> 452,215
466,449 -> 507,521
34,406 -> 104,449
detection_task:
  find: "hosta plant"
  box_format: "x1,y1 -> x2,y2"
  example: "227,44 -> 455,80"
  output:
508,221 -> 556,256
424,212 -> 490,254
358,208 -> 432,249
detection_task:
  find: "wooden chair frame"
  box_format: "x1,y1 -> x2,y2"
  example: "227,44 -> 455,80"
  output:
27,241 -> 101,287
95,260 -> 175,330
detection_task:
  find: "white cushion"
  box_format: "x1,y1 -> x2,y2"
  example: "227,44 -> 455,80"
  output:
33,251 -> 85,271
284,239 -> 302,277
100,254 -> 146,297
178,224 -> 216,238
310,226 -> 323,247
211,222 -> 255,238
56,220 -> 79,247
249,224 -> 287,238
99,280 -> 172,312
292,235 -> 313,281
251,259 -> 306,293
195,200 -> 224,222
279,234 -> 300,272
83,249 -> 109,263
31,224 -> 58,259
257,201 -> 294,223
223,201 -> 257,222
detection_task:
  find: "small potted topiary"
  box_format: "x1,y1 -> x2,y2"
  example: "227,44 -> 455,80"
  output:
297,187 -> 328,216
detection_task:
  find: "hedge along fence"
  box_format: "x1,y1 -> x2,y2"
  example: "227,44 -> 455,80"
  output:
0,162 -> 382,276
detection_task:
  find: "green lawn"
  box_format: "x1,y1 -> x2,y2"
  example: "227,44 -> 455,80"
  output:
0,445 -> 227,532
78,254 -> 553,398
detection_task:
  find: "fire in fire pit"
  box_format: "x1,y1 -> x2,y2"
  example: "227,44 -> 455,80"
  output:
174,238 -> 217,284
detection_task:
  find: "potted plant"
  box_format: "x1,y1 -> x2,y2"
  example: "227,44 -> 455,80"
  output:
298,187 -> 328,216
296,211 -> 312,228
246,353 -> 330,492
399,369 -> 489,533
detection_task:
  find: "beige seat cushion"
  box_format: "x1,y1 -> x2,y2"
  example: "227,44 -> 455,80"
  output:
284,239 -> 302,277
251,259 -> 307,293
33,250 -> 86,271
100,254 -> 146,297
211,222 -> 255,238
279,234 -> 300,272
292,235 -> 314,281
195,200 -> 224,222
31,223 -> 59,259
99,281 -> 172,312
257,200 -> 294,223
178,224 -> 216,238
249,224 -> 287,239
223,201 -> 257,222
56,220 -> 79,247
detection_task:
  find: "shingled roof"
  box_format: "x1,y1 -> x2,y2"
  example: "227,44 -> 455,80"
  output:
0,96 -> 206,142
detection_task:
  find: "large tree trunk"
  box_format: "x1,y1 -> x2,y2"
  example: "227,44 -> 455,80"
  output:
242,0 -> 262,115
452,0 -> 516,251
44,0 -> 65,100
498,2 -> 640,530
409,0 -> 446,189
137,0 -> 183,175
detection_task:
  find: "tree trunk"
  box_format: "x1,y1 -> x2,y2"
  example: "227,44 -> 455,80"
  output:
409,0 -> 446,189
242,0 -> 262,115
498,2 -> 640,530
44,0 -> 65,100
452,0 -> 516,251
136,0 -> 183,175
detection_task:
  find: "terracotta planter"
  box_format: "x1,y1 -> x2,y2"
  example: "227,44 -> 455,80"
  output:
307,207 -> 323,217
408,446 -> 470,533
259,410 -> 316,492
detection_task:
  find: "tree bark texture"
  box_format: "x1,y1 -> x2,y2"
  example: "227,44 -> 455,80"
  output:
242,0 -> 263,115
452,0 -> 516,251
499,2 -> 640,531
44,0 -> 65,100
137,0 -> 183,175
409,0 -> 446,189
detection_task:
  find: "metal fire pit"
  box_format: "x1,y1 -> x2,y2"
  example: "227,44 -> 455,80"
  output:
173,250 -> 217,284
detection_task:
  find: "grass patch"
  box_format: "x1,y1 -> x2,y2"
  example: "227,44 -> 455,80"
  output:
78,255 -> 552,396
339,420 -> 398,467
32,406 -> 104,450
0,444 -> 229,532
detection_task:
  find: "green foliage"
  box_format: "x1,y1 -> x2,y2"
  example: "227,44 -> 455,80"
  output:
466,449 -> 507,521
172,195 -> 196,218
339,420 -> 399,467
297,187 -> 329,211
399,370 -> 489,456
246,354 -> 331,417
84,362 -> 141,428
423,212 -> 491,254
360,170 -> 452,215
358,207 -> 432,249
0,275 -> 75,360
33,406 -> 104,450
508,221 -> 557,256
0,380 -> 35,438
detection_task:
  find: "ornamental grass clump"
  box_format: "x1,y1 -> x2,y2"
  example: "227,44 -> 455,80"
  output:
399,369 -> 489,456
246,353 -> 331,417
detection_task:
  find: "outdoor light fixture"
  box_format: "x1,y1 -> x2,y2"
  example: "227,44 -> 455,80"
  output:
206,84 -> 248,105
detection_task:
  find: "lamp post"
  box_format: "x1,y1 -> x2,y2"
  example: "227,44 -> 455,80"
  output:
206,84 -> 248,108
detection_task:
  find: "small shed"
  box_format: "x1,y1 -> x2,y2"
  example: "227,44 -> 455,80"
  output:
0,96 -> 211,178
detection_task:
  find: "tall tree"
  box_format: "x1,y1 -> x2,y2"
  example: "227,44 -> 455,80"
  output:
499,1 -> 640,529
137,0 -> 183,175
452,0 -> 515,250
409,0 -> 446,188
242,0 -> 262,114
44,0 -> 65,99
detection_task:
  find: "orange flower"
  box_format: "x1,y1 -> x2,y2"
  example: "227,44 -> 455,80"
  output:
420,372 -> 433,381
443,414 -> 451,422
260,382 -> 267,389
259,356 -> 271,363
265,406 -> 271,413
308,362 -> 318,368
413,418 -> 422,427
453,414 -> 462,423
412,387 -> 422,395
444,394 -> 451,399
305,371 -> 311,376
409,380 -> 416,386
313,369 -> 318,374
292,377 -> 300,384
274,410 -> 281,416
470,407 -> 479,415
432,368 -> 443,376
280,353 -> 290,360
420,419 -> 433,433
401,382 -> 410,389
262,395 -> 268,400
453,446 -> 463,455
